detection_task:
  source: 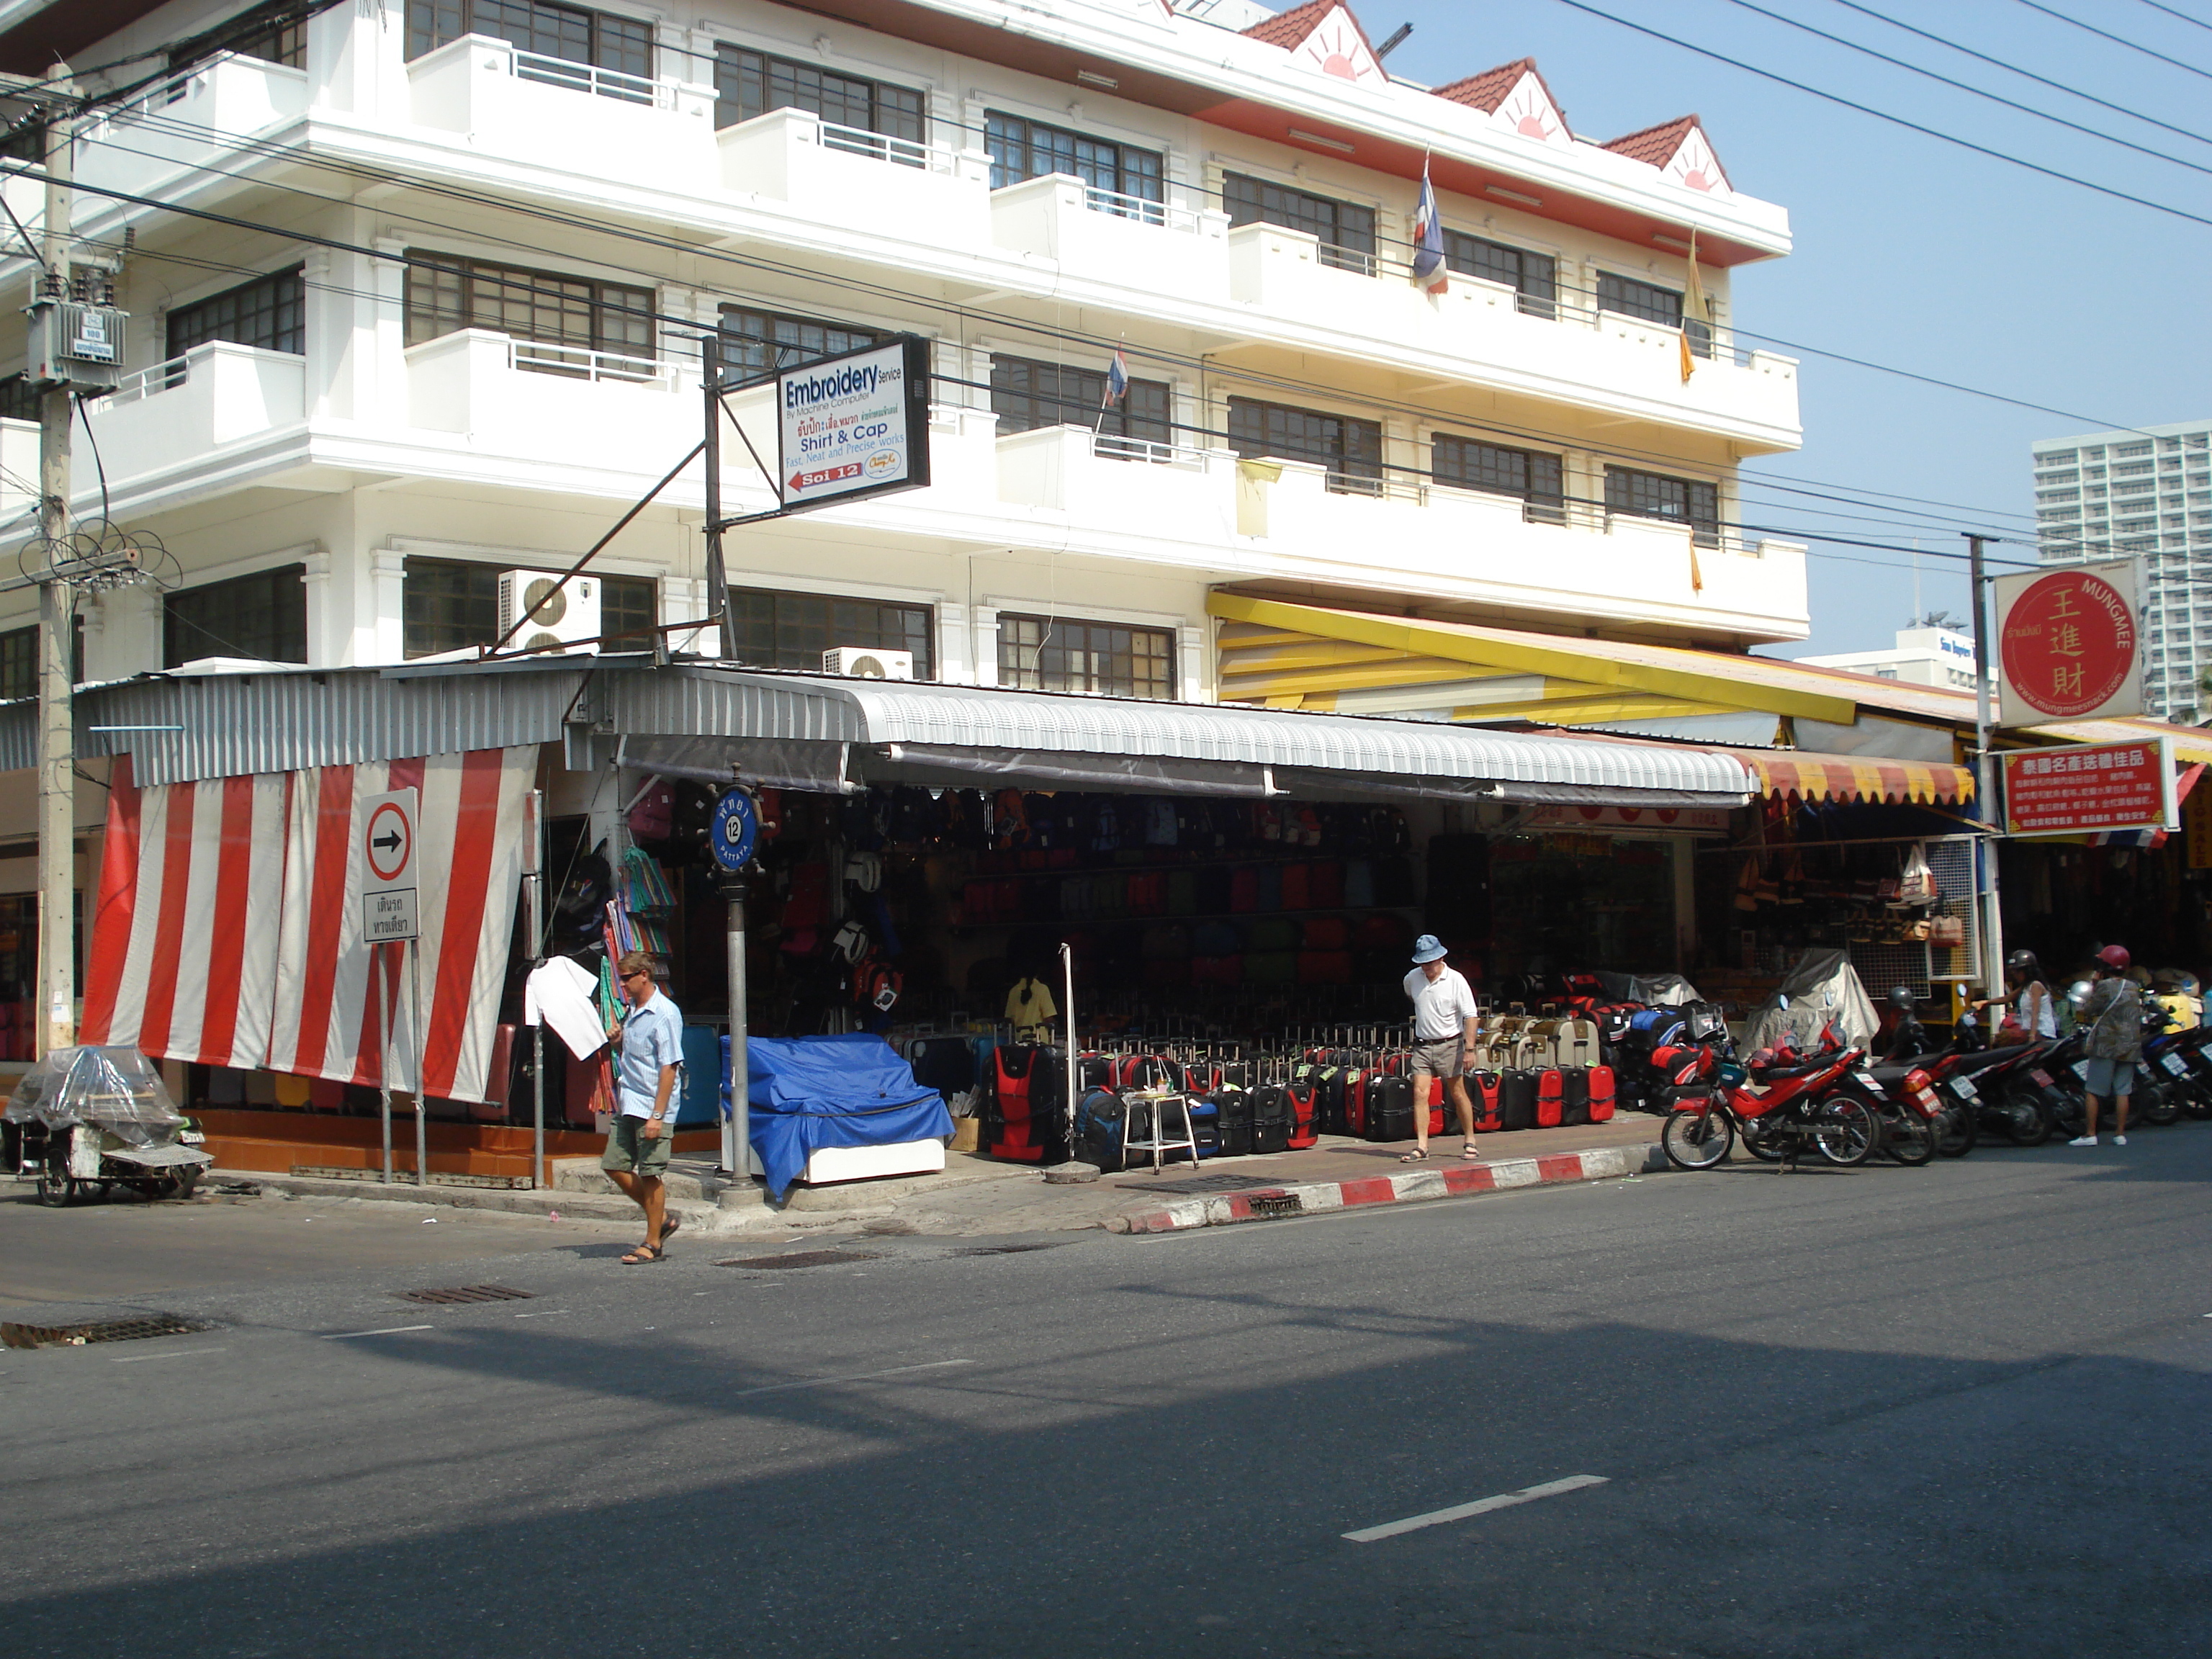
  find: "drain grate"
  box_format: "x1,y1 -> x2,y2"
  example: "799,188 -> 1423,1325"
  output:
1246,1193 -> 1305,1220
1,1316 -> 217,1350
1113,1174 -> 1290,1195
952,1242 -> 1072,1256
397,1285 -> 537,1305
714,1250 -> 884,1270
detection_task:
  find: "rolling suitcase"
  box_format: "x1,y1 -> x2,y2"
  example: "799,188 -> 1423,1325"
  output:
1587,1066 -> 1617,1123
1469,1071 -> 1504,1133
1560,1067 -> 1591,1127
1425,1074 -> 1446,1139
1367,1074 -> 1416,1142
1535,1067 -> 1565,1129
1076,1087 -> 1126,1172
1250,1084 -> 1295,1154
1499,1069 -> 1538,1131
1285,1078 -> 1320,1148
1187,1097 -> 1221,1159
1211,1087 -> 1254,1156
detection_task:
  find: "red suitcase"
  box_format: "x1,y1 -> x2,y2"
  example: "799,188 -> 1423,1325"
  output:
1469,1071 -> 1504,1133
1426,1074 -> 1446,1138
1285,1080 -> 1320,1148
1535,1067 -> 1565,1128
1588,1065 -> 1617,1123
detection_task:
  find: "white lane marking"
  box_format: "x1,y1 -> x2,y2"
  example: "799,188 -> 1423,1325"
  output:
110,1347 -> 226,1363
727,1359 -> 973,1401
320,1324 -> 436,1340
1344,1474 -> 1610,1543
512,1310 -> 570,1318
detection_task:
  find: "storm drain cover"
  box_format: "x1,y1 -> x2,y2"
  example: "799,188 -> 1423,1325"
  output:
952,1242 -> 1073,1256
1113,1174 -> 1289,1196
715,1250 -> 884,1270
397,1285 -> 537,1305
1,1316 -> 217,1349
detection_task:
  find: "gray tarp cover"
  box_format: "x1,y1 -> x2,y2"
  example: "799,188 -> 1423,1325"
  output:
1,1047 -> 185,1146
1738,951 -> 1880,1054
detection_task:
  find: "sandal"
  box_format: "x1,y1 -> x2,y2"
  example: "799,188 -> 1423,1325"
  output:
1399,1149 -> 1430,1163
658,1213 -> 682,1246
620,1244 -> 666,1265
1461,1141 -> 1483,1159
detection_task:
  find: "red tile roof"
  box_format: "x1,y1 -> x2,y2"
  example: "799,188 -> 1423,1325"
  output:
1430,58 -> 1532,114
1240,0 -> 1380,61
1602,114 -> 1701,167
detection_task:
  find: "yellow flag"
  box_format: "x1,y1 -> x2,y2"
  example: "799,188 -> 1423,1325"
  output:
1680,229 -> 1709,385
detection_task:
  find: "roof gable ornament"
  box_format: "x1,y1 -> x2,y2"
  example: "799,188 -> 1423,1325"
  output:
1602,114 -> 1733,197
1241,1 -> 1384,86
1432,59 -> 1571,145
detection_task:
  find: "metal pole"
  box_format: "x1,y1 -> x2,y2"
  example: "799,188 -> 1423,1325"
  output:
34,73 -> 74,1060
1060,941 -> 1077,1160
378,943 -> 393,1184
723,876 -> 750,1180
1967,535 -> 2006,998
527,788 -> 545,1188
412,936 -> 428,1184
701,331 -> 735,660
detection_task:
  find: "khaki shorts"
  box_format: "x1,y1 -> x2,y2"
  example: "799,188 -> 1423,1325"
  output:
1409,1036 -> 1465,1085
602,1115 -> 674,1176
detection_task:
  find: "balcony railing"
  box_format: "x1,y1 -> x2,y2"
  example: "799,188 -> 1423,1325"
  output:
506,47 -> 668,108
1078,185 -> 1214,235
104,354 -> 193,405
508,338 -> 672,387
820,120 -> 934,171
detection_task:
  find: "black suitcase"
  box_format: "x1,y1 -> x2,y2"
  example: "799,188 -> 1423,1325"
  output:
1499,1069 -> 1539,1130
1560,1067 -> 1591,1127
1316,1066 -> 1348,1136
1210,1087 -> 1254,1156
1076,1087 -> 1125,1172
1187,1097 -> 1221,1159
1250,1084 -> 1294,1154
1367,1074 -> 1416,1142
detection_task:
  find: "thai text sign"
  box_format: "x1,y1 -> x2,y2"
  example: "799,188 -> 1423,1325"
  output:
1994,560 -> 2141,725
775,336 -> 931,511
2001,739 -> 2174,837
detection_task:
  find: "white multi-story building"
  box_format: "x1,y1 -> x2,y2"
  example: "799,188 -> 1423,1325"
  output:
0,0 -> 1804,706
1797,626 -> 1989,693
2033,419 -> 2212,724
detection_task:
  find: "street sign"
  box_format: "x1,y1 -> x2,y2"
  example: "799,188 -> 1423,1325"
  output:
2000,739 -> 2175,837
711,786 -> 758,872
774,336 -> 931,512
360,787 -> 420,942
1994,559 -> 2142,726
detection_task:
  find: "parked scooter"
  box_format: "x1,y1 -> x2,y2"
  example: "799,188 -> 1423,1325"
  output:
1660,1038 -> 1881,1171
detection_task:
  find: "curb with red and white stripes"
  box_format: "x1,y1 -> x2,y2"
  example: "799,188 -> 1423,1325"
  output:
1105,1142 -> 1667,1235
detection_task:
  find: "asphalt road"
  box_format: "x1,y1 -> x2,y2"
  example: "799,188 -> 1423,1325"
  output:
3,1131 -> 2208,1659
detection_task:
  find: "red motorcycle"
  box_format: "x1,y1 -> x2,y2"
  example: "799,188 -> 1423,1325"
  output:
1659,1038 -> 1882,1171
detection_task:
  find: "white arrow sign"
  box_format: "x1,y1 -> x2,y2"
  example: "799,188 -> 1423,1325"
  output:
360,787 -> 419,943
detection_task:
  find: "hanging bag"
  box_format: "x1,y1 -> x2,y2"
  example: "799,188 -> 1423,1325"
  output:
1897,842 -> 1938,906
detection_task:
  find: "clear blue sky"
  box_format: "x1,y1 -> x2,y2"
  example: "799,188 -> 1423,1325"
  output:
1379,0 -> 2212,655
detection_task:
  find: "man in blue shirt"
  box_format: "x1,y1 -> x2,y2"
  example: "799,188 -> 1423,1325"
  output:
603,950 -> 685,1263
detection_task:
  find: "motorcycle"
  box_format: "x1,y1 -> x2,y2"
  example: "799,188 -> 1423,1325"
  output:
2044,999 -> 2183,1132
1660,1039 -> 1881,1172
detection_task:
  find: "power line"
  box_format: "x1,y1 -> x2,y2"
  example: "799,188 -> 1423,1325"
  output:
2136,0 -> 2212,37
1552,0 -> 2212,230
2011,0 -> 2212,80
1830,0 -> 2212,150
1717,0 -> 2212,179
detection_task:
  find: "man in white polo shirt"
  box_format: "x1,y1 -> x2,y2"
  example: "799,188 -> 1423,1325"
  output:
1402,934 -> 1480,1163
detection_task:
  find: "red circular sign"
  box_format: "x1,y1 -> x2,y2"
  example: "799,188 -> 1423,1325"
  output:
366,801 -> 412,884
1999,571 -> 2136,719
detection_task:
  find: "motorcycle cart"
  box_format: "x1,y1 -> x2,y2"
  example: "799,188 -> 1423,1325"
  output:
2,1046 -> 212,1207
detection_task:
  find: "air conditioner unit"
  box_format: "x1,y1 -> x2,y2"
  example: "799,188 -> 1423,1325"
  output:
497,569 -> 601,654
822,647 -> 914,680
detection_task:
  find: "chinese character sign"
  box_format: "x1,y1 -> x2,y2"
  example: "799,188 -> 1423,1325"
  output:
2000,739 -> 2175,836
1994,559 -> 2141,724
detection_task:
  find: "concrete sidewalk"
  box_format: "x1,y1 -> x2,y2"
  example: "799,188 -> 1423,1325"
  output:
212,1115 -> 1663,1240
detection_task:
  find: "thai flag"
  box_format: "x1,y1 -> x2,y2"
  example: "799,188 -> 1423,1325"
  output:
1105,347 -> 1129,408
1411,161 -> 1447,296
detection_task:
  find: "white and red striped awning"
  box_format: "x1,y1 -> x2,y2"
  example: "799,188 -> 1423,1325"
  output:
81,747 -> 537,1104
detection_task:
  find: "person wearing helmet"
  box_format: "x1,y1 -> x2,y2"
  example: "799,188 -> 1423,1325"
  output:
1883,984 -> 1930,1061
2074,945 -> 2141,1146
1972,950 -> 2054,1044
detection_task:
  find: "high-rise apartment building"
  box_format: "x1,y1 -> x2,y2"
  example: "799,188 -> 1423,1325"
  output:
2033,419 -> 2212,724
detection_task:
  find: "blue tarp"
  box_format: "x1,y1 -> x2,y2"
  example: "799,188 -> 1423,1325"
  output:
724,1034 -> 951,1202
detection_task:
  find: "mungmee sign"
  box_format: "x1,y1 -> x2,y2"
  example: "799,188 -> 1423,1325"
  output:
775,336 -> 932,511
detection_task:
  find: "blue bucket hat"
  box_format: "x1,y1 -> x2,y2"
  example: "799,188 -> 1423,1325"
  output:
1411,934 -> 1449,964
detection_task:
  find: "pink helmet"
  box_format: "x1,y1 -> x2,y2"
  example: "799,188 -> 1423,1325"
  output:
2098,945 -> 2131,971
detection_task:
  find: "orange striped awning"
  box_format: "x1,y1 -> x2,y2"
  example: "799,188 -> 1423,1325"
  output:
1734,750 -> 1976,805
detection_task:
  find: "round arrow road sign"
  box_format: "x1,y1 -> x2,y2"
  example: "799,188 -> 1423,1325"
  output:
366,800 -> 413,884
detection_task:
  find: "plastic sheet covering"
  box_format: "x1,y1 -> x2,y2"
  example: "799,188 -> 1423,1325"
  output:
1,1047 -> 186,1147
740,1034 -> 952,1202
1591,972 -> 1704,1007
1738,950 -> 1879,1056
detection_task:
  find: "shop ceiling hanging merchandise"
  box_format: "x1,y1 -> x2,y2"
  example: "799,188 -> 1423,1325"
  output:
79,747 -> 537,1104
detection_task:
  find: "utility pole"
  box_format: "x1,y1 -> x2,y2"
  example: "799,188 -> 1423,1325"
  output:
1966,534 -> 2005,1002
35,70 -> 76,1059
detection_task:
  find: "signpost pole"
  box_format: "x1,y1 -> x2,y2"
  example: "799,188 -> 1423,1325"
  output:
1967,535 -> 2005,999
412,936 -> 427,1185
378,944 -> 393,1184
527,788 -> 545,1189
724,876 -> 749,1182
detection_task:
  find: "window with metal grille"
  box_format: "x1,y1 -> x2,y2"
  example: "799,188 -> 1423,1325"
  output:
164,565 -> 308,667
985,112 -> 1162,208
406,0 -> 650,86
403,558 -> 655,657
1226,395 -> 1383,493
1433,433 -> 1565,523
1221,174 -> 1375,274
0,618 -> 82,700
1598,271 -> 1709,356
727,588 -> 934,679
989,355 -> 1172,456
1604,466 -> 1720,549
0,374 -> 40,423
997,615 -> 1174,700
166,266 -> 306,358
1442,232 -> 1556,318
717,305 -> 886,380
404,251 -> 655,371
716,45 -> 924,148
